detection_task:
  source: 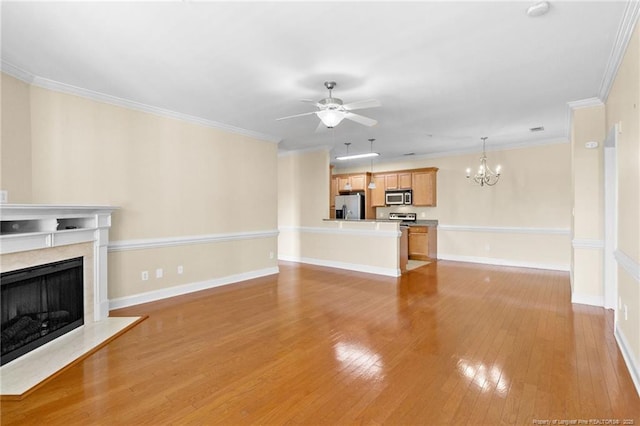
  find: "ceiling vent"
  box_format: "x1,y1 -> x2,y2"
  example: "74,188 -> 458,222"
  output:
404,152 -> 415,156
529,126 -> 545,132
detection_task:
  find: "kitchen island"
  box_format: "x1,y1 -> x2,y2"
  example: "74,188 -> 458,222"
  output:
279,219 -> 438,277
279,220 -> 404,276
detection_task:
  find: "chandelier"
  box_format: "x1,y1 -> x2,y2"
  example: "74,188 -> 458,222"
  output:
466,137 -> 501,186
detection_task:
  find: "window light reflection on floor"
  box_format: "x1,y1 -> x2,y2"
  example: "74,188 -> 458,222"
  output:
457,358 -> 509,395
333,341 -> 385,380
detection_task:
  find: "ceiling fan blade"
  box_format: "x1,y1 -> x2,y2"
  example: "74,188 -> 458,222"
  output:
344,112 -> 377,127
276,111 -> 318,121
315,120 -> 329,133
342,99 -> 381,111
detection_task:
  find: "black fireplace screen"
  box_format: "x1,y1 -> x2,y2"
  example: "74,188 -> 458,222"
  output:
1,257 -> 84,366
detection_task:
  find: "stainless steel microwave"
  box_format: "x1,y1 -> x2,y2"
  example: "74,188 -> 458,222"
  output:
385,190 -> 412,205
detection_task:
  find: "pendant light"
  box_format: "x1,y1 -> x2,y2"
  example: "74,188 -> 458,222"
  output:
367,138 -> 377,190
343,142 -> 352,191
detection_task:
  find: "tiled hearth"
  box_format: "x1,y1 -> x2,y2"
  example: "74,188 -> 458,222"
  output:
0,205 -> 143,398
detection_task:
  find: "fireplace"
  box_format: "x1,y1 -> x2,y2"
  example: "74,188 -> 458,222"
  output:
1,257 -> 84,366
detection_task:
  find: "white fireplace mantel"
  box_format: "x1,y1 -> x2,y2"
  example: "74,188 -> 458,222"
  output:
0,204 -> 117,321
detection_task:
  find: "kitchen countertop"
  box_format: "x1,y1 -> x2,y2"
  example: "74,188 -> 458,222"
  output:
409,220 -> 439,226
323,219 -> 438,226
323,219 -> 385,222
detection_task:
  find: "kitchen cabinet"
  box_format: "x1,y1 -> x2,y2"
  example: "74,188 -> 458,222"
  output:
408,225 -> 437,261
384,174 -> 398,190
370,175 -> 386,207
398,172 -> 412,189
412,169 -> 437,206
337,174 -> 366,192
338,176 -> 350,192
330,176 -> 339,218
350,175 -> 366,191
383,172 -> 411,191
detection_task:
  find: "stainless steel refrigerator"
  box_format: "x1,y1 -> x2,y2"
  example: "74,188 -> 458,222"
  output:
335,194 -> 365,220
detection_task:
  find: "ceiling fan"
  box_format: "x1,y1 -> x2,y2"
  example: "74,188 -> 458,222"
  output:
276,81 -> 381,129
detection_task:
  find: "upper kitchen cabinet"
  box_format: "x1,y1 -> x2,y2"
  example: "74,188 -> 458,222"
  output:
384,174 -> 398,190
398,173 -> 412,189
412,168 -> 438,206
337,173 -> 367,192
382,173 -> 411,190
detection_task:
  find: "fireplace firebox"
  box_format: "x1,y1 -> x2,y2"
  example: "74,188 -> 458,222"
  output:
1,257 -> 84,366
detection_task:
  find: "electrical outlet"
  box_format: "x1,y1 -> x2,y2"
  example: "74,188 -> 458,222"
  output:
177,265 -> 184,274
156,268 -> 163,279
420,212 -> 426,218
0,190 -> 7,204
269,251 -> 274,259
485,244 -> 491,251
141,271 -> 149,281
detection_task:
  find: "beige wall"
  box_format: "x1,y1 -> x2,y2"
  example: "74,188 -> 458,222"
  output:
337,142 -> 572,270
569,103 -> 606,303
1,73 -> 32,202
605,22 -> 640,387
278,149 -> 330,228
29,85 -> 278,239
571,104 -> 606,240
2,73 -> 279,304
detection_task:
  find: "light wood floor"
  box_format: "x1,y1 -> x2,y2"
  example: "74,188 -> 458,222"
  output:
2,260 -> 639,425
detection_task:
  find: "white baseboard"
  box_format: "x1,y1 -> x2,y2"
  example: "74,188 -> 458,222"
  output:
109,267 -> 279,310
615,325 -> 640,398
437,253 -> 570,272
570,292 -> 604,307
278,255 -> 400,277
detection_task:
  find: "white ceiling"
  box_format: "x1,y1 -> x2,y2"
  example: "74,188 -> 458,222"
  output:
1,1 -> 631,165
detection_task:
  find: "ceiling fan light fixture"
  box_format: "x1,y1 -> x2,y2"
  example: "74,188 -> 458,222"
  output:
317,109 -> 345,128
526,1 -> 550,17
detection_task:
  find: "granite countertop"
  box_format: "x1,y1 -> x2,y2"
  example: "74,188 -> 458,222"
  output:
409,220 -> 439,226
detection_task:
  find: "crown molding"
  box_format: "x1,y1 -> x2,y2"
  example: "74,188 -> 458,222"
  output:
567,97 -> 605,110
0,61 -> 35,84
598,0 -> 640,102
565,97 -> 606,140
0,61 -> 281,144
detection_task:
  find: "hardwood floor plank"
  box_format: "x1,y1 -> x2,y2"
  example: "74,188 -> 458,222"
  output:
1,261 -> 639,425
